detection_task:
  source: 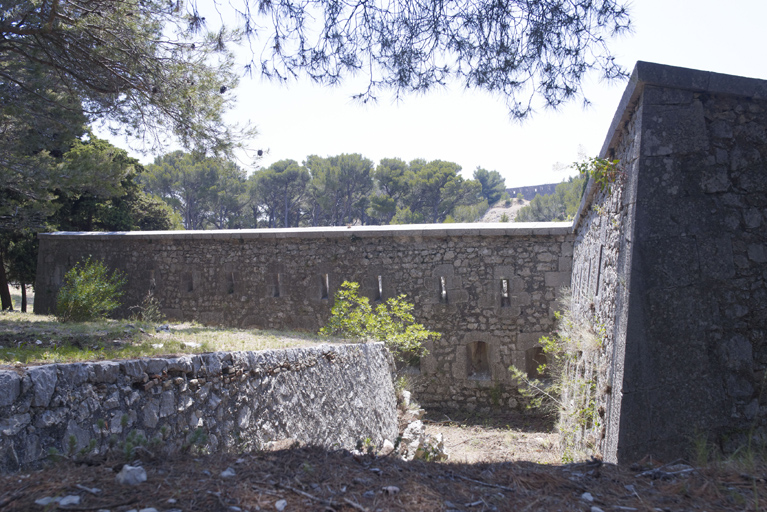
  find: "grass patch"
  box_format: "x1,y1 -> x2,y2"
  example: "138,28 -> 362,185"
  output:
0,311 -> 332,366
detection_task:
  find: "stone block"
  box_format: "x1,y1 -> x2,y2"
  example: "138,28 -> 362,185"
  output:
91,362 -> 120,384
544,272 -> 571,289
642,101 -> 708,157
28,366 -> 57,408
0,372 -> 21,407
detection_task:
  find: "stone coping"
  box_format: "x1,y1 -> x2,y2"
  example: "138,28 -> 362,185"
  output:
38,221 -> 574,240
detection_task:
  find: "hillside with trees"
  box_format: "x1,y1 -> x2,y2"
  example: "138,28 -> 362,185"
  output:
141,153 -> 509,229
514,176 -> 587,222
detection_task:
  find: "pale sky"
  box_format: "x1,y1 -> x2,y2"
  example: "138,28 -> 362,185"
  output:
109,0 -> 767,188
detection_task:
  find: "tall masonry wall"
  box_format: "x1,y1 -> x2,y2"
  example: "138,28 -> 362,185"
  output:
34,224 -> 574,410
0,343 -> 398,473
572,62 -> 767,463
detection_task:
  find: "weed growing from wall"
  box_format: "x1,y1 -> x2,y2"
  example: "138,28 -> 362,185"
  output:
510,289 -> 605,462
319,281 -> 439,366
56,257 -> 126,322
574,157 -> 623,194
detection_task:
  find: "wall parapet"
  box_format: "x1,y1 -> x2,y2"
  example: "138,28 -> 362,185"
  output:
0,343 -> 397,474
37,222 -> 572,241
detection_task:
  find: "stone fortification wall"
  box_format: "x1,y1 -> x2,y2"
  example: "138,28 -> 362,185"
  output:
573,62 -> 767,463
35,224 -> 573,410
34,61 -> 766,464
0,343 -> 397,474
506,183 -> 558,200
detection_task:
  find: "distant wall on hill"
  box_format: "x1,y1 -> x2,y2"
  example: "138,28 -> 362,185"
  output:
506,183 -> 559,200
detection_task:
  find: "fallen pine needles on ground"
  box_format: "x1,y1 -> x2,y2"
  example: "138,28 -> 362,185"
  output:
1,446 -> 764,511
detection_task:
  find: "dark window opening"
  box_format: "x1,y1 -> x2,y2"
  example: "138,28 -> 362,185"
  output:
227,272 -> 235,295
273,273 -> 282,298
184,272 -> 194,293
525,347 -> 549,379
320,274 -> 329,300
439,276 -> 448,303
500,278 -> 511,307
467,341 -> 491,380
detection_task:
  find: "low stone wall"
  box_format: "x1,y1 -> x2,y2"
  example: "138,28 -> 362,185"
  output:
0,343 -> 397,474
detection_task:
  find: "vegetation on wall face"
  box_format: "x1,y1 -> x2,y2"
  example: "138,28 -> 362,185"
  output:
514,157 -> 622,223
319,281 -> 439,366
510,289 -> 606,462
574,157 -> 623,194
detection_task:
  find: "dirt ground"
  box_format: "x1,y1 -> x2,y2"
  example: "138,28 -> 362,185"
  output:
421,410 -> 559,466
1,408 -> 764,511
480,200 -> 529,223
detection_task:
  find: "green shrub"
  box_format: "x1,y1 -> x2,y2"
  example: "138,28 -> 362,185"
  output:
573,156 -> 622,194
319,281 -> 439,365
56,257 -> 126,322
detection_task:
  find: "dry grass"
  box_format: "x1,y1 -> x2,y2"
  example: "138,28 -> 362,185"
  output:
0,311 -> 333,367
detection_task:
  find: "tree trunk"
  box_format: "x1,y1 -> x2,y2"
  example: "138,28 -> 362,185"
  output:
0,253 -> 13,311
21,282 -> 27,313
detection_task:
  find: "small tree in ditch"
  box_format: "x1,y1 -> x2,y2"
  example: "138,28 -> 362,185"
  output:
56,257 -> 126,322
320,281 -> 439,366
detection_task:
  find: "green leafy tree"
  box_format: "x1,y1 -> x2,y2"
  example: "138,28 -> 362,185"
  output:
0,2 -> 252,306
305,155 -> 343,227
305,154 -> 373,226
141,151 -> 246,230
405,160 -> 483,223
207,161 -> 249,229
52,138 -> 180,232
474,168 -> 506,205
0,0 -> 248,155
319,281 -> 439,364
368,158 -> 410,224
390,206 -> 425,225
0,136 -> 179,311
252,160 -> 310,228
334,154 -> 375,225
